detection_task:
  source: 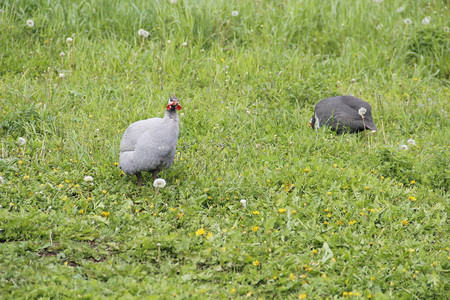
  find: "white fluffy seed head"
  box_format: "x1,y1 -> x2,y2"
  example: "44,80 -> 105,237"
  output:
66,37 -> 73,44
421,16 -> 430,25
0,176 -> 5,185
59,73 -> 65,79
60,52 -> 66,57
407,138 -> 416,146
18,137 -> 27,145
26,20 -> 35,27
84,175 -> 94,182
138,29 -> 150,38
403,18 -> 412,25
153,178 -> 166,188
181,42 -> 188,47
240,199 -> 247,208
400,145 -> 408,150
358,107 -> 367,116
231,11 -> 239,17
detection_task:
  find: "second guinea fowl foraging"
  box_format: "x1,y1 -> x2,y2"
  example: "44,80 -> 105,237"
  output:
119,95 -> 182,187
310,96 -> 377,134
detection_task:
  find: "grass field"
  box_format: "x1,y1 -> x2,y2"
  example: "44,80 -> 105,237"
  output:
0,0 -> 449,298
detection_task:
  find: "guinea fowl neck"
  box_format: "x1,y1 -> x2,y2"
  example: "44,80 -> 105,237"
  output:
164,109 -> 179,122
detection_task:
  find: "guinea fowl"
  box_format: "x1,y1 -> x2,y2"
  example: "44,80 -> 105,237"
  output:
309,96 -> 377,134
119,95 -> 182,186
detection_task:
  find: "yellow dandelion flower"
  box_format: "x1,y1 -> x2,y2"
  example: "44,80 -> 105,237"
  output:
312,249 -> 318,254
402,220 -> 409,226
343,292 -> 349,296
18,160 -> 23,165
289,273 -> 296,280
252,211 -> 260,215
278,208 -> 286,213
304,168 -> 310,173
102,190 -> 107,194
409,196 -> 416,201
101,211 -> 110,218
206,232 -> 213,240
195,228 -> 206,236
323,221 -> 328,225
349,220 -> 357,225
169,207 -> 177,212
266,179 -> 271,183
326,191 -> 332,196
79,209 -> 84,214
291,210 -> 297,214
114,162 -> 119,166
367,295 -> 372,299
333,164 -> 337,168
321,273 -> 326,278
231,288 -> 236,294
251,226 -> 259,232
177,212 -> 184,219
326,213 -> 331,218
253,260 -> 260,266
413,78 -> 418,81
298,294 -> 307,299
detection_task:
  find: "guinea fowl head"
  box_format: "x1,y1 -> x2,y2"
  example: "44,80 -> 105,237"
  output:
166,94 -> 182,111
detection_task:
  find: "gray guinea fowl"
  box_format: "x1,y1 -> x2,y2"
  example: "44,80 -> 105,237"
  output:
119,95 -> 182,186
309,96 -> 377,134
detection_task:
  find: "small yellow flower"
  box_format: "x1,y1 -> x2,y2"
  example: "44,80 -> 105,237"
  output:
231,288 -> 236,294
304,168 -> 310,173
114,162 -> 119,166
177,212 -> 184,219
298,294 -> 307,299
65,179 -> 70,183
326,213 -> 331,218
79,209 -> 84,214
58,183 -> 64,188
409,196 -> 416,201
364,186 -> 370,190
102,190 -> 107,194
251,226 -> 259,232
333,164 -> 337,168
62,196 -> 67,201
217,177 -> 222,181
206,232 -> 213,240
101,211 -> 110,218
289,273 -> 296,280
278,208 -> 286,213
321,273 -> 326,278
169,207 -> 177,212
402,220 -> 409,226
252,211 -> 260,215
291,210 -> 297,214
18,160 -> 23,165
323,221 -> 328,225
253,260 -> 260,266
312,249 -> 318,255
414,78 -> 418,81
343,291 -> 349,296
367,295 -> 372,299
349,220 -> 357,225
266,179 -> 271,183
23,175 -> 30,180
195,228 -> 206,236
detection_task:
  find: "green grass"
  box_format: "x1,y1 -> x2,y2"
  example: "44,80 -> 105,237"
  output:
0,0 -> 449,298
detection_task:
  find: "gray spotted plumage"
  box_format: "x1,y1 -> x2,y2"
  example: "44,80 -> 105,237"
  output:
120,96 -> 181,186
310,96 -> 377,133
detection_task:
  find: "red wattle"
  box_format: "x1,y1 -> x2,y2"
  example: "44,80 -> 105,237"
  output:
176,105 -> 182,110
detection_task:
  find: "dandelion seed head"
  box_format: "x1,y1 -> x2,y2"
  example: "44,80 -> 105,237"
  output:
26,20 -> 35,27
153,178 -> 166,188
407,138 -> 416,146
59,73 -> 65,79
396,6 -> 405,13
231,11 -> 239,17
66,37 -> 73,44
59,52 -> 66,58
421,16 -> 431,25
400,144 -> 408,150
403,18 -> 412,25
351,78 -> 356,83
18,137 -> 27,145
84,175 -> 94,182
358,107 -> 367,116
181,42 -> 188,47
240,199 -> 247,208
138,29 -> 150,38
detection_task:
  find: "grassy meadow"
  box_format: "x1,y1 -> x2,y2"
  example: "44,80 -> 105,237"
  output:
0,0 -> 449,298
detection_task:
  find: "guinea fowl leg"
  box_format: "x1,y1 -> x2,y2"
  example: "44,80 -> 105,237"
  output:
136,172 -> 142,187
